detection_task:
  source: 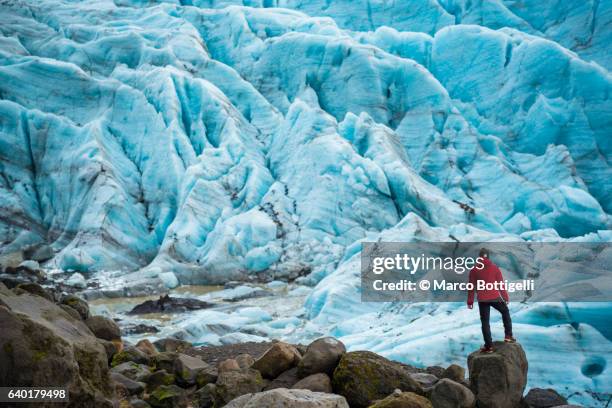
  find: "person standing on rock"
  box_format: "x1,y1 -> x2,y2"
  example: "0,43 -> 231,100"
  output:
467,248 -> 516,353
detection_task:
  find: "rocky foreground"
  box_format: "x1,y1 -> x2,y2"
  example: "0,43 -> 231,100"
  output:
0,277 -> 579,408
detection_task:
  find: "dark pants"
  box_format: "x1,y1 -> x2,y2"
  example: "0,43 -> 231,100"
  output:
478,300 -> 513,347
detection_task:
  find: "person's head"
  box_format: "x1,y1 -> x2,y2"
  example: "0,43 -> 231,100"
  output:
479,248 -> 490,259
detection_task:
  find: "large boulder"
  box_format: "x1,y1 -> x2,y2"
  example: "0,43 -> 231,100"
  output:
292,373 -> 333,393
0,285 -> 114,407
430,378 -> 475,408
85,315 -> 121,341
332,351 -> 423,408
298,337 -> 346,378
224,388 -> 349,408
468,342 -> 528,408
252,342 -> 301,379
523,388 -> 568,408
214,368 -> 265,406
369,391 -> 432,408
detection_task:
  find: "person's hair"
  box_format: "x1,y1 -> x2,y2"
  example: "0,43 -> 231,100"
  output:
479,248 -> 490,258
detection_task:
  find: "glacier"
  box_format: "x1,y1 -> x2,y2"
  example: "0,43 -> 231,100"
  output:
0,0 -> 611,406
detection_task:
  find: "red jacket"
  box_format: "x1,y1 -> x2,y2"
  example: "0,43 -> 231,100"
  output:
467,258 -> 509,306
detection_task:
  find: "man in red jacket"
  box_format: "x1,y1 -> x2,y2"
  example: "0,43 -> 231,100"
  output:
467,248 -> 516,353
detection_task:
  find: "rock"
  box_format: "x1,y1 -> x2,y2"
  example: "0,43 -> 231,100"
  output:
98,339 -> 120,363
426,366 -> 446,378
114,380 -> 130,400
442,364 -> 465,383
122,323 -> 160,336
409,373 -> 439,389
141,370 -> 176,391
85,315 -> 121,341
236,353 -> 255,369
129,398 -> 151,408
369,391 -> 432,408
224,388 -> 349,408
252,342 -> 301,379
264,367 -> 300,390
153,337 -> 192,353
195,383 -> 216,408
298,337 -> 346,378
332,351 -> 423,408
152,352 -> 179,372
218,358 -> 241,372
128,295 -> 213,315
24,244 -> 54,263
214,368 -> 265,406
111,345 -> 150,367
136,339 -> 158,356
523,388 -> 568,408
173,353 -> 217,386
430,378 -> 475,408
15,282 -> 53,301
111,372 -> 145,395
60,304 -> 84,321
66,272 -> 87,288
292,373 -> 333,393
468,342 -> 528,408
61,294 -> 90,320
0,285 -> 114,407
111,362 -> 151,382
146,384 -> 187,408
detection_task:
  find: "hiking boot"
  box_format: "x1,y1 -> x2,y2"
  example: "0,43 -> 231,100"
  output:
504,336 -> 516,343
480,345 -> 494,353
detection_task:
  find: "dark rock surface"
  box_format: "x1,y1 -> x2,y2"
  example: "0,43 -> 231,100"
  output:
128,294 -> 213,315
86,315 -> 121,341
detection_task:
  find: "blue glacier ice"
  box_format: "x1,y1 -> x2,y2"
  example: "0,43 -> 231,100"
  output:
0,0 -> 611,405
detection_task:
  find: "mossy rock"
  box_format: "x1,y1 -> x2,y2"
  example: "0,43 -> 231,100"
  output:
142,369 -> 176,391
146,384 -> 186,408
369,391 -> 433,408
332,351 -> 423,408
111,346 -> 149,367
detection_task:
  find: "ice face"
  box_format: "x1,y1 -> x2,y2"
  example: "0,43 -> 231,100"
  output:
1,0 -> 609,277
